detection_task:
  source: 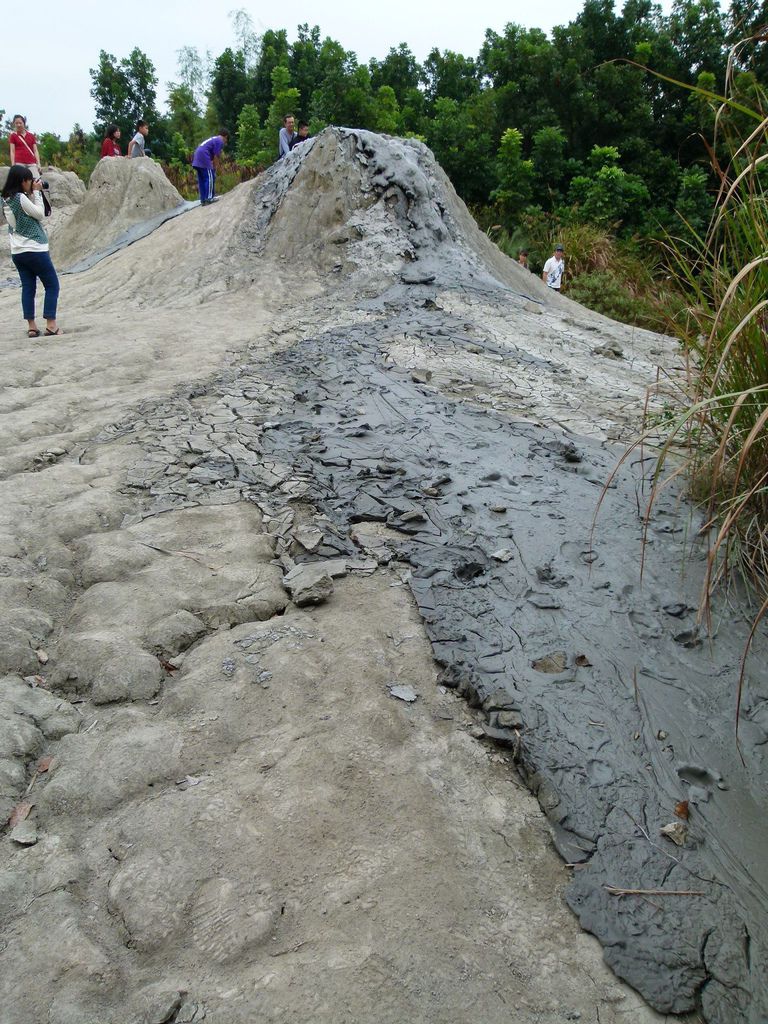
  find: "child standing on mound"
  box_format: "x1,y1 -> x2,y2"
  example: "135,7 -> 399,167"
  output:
192,131 -> 229,205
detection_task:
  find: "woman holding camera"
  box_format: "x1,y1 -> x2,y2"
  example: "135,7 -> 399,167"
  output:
1,164 -> 62,337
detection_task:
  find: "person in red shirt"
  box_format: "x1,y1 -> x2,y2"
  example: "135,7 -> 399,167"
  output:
9,115 -> 41,175
100,124 -> 122,158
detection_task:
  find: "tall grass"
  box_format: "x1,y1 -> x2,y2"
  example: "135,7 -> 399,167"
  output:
614,53 -> 768,730
652,65 -> 768,608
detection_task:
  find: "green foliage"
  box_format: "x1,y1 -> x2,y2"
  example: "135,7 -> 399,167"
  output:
37,132 -> 64,165
531,125 -> 568,196
675,166 -> 711,236
166,131 -> 192,169
166,83 -> 204,149
236,104 -> 262,164
568,145 -> 650,228
373,86 -> 400,135
422,49 -> 479,105
89,47 -> 160,141
426,93 -> 496,203
491,128 -> 534,224
252,30 -> 291,118
370,45 -> 421,107
567,270 -> 659,327
209,48 -> 249,137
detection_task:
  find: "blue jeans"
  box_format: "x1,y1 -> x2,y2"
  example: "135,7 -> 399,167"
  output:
12,250 -> 60,321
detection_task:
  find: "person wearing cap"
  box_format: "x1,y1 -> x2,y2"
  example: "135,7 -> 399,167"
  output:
542,244 -> 565,290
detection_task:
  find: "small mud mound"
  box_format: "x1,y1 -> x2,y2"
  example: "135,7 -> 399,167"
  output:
53,158 -> 184,270
239,127 -> 538,293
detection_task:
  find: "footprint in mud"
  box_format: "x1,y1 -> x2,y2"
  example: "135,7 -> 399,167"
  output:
191,878 -> 276,963
628,609 -> 662,640
588,760 -> 613,786
560,540 -> 600,567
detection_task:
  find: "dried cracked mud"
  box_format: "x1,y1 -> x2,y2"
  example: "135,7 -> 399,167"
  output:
0,129 -> 764,1023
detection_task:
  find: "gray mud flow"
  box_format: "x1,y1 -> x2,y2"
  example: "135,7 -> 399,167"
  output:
132,307 -> 765,1022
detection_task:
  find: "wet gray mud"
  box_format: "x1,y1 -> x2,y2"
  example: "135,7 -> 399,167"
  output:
116,300 -> 767,1022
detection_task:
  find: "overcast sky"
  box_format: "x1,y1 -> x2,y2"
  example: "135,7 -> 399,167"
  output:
4,0 -> 675,138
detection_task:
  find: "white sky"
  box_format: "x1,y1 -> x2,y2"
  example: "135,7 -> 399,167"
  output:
4,0 -> 674,138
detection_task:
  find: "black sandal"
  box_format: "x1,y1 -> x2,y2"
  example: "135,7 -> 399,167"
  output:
28,328 -> 40,338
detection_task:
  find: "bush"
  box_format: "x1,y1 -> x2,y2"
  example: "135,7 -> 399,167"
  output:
567,270 -> 659,328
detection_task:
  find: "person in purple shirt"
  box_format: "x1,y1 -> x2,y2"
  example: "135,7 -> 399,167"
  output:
192,130 -> 229,205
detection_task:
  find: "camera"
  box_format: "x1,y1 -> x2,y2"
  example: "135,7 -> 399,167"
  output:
34,178 -> 50,190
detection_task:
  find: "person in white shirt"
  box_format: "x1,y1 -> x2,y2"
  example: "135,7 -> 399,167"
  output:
128,120 -> 149,158
278,114 -> 296,158
542,244 -> 565,290
1,164 -> 62,337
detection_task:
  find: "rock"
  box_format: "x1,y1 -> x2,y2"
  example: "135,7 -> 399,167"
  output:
11,819 -> 38,845
532,651 -> 568,674
401,266 -> 436,285
495,710 -> 524,729
53,157 -> 185,269
593,342 -> 624,359
294,525 -> 324,552
527,592 -> 562,610
660,821 -> 688,846
388,684 -> 418,702
282,563 -> 334,606
145,610 -> 207,654
481,723 -> 517,747
411,369 -> 433,384
91,652 -> 165,704
491,548 -> 514,562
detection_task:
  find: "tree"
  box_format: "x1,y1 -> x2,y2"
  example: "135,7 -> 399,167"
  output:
209,47 -> 249,137
175,45 -> 211,109
251,29 -> 290,118
89,47 -> 159,139
310,40 -> 376,127
669,0 -> 728,79
425,94 -> 497,203
568,145 -> 650,229
370,45 -> 421,107
229,8 -> 260,70
675,166 -> 712,236
531,125 -> 568,199
422,49 -> 479,105
491,127 -> 535,224
373,86 -> 401,135
290,24 -> 323,116
236,103 -> 262,164
166,83 -> 204,149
